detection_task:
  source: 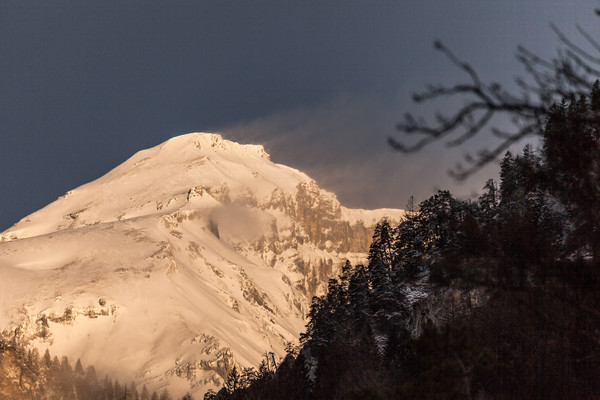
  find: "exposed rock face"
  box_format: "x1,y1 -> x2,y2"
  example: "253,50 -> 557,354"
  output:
294,181 -> 372,253
0,133 -> 403,397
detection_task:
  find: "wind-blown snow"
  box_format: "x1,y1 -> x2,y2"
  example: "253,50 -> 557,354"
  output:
0,133 -> 403,396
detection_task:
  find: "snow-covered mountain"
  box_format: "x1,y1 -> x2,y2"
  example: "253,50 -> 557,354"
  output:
0,133 -> 403,396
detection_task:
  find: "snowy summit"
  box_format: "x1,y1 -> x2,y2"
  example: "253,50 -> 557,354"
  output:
0,132 -> 403,396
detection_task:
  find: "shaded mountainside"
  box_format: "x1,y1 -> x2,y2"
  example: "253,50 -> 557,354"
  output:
0,133 -> 403,397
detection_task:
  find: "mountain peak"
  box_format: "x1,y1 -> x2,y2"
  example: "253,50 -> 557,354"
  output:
0,132 -> 403,397
157,132 -> 270,161
1,133 -> 293,241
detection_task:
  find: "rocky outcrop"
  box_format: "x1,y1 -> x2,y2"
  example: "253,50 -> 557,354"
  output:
169,335 -> 236,389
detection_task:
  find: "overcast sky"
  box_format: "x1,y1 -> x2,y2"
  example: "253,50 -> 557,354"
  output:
1,1 -> 599,230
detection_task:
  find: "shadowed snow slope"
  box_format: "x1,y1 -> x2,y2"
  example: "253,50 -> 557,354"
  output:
0,132 -> 403,397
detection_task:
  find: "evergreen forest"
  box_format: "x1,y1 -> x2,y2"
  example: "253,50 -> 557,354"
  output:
205,82 -> 600,400
0,334 -> 192,399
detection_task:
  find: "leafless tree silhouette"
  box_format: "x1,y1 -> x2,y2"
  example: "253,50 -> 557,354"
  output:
390,14 -> 600,180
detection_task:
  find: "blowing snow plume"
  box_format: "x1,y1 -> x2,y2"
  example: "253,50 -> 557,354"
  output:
221,94 -> 504,207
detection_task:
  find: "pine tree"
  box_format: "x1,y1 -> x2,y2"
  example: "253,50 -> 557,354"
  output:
74,358 -> 84,375
348,263 -> 370,325
141,385 -> 151,400
60,356 -> 72,374
395,205 -> 423,281
226,366 -> 242,393
368,259 -> 394,327
128,382 -> 139,400
159,388 -> 172,400
543,85 -> 600,265
368,220 -> 395,269
114,379 -> 124,399
418,190 -> 463,255
479,179 -> 499,222
43,348 -> 52,368
499,152 -> 517,205
85,365 -> 97,385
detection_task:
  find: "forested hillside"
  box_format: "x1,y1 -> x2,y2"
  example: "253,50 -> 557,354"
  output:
0,335 -> 189,399
208,82 -> 600,399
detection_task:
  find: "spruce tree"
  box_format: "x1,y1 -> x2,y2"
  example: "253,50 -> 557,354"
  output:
368,220 -> 395,269
543,85 -> 600,265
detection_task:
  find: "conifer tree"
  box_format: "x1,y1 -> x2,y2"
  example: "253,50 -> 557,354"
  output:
74,358 -> 84,375
543,84 -> 600,264
43,348 -> 52,369
226,366 -> 242,393
479,179 -> 498,221
499,152 -> 517,205
348,263 -> 370,325
368,220 -> 395,269
159,387 -> 172,400
141,385 -> 151,400
395,201 -> 424,280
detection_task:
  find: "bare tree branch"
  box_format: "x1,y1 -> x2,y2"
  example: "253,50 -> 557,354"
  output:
552,24 -> 600,65
391,25 -> 600,179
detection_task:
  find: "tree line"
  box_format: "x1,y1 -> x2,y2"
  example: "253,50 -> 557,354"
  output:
0,334 -> 193,400
207,82 -> 600,399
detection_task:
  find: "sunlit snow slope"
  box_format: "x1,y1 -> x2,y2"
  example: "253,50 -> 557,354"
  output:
0,133 -> 403,396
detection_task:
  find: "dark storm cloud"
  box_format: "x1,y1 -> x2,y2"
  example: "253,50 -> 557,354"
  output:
1,1 -> 598,230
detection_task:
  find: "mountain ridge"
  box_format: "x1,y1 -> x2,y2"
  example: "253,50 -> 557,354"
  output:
0,132 -> 404,396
